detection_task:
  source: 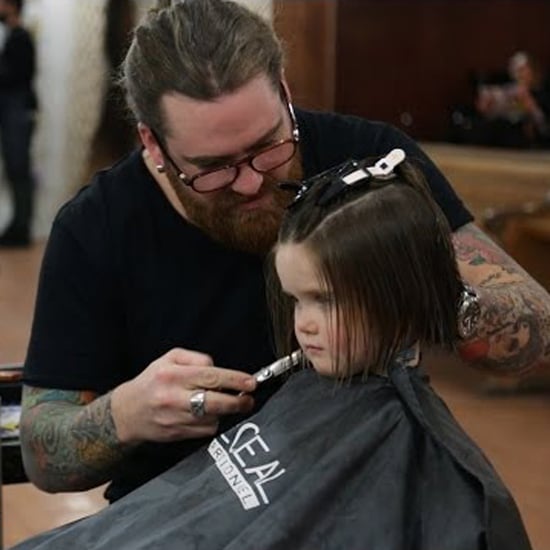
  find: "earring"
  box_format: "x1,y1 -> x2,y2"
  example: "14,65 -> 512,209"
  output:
156,164 -> 166,174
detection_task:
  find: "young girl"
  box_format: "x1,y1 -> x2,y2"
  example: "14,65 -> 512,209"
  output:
11,151 -> 531,550
271,148 -> 463,379
264,148 -> 532,549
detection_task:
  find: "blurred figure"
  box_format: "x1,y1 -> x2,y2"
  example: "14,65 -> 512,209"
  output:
0,0 -> 37,247
473,51 -> 550,148
507,51 -> 550,142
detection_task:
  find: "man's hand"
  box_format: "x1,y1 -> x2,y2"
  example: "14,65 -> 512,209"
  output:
20,348 -> 257,493
111,348 -> 257,445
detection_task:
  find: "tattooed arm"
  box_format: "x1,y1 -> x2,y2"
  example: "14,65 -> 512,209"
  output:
19,348 -> 256,493
20,386 -> 131,492
453,222 -> 550,375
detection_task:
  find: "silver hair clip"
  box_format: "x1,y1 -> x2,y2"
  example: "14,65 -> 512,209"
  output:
317,148 -> 406,206
280,149 -> 406,209
338,148 -> 406,185
364,148 -> 406,178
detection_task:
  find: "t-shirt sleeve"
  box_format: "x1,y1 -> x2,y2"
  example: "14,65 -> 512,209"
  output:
298,110 -> 474,232
374,124 -> 473,231
23,192 -> 126,394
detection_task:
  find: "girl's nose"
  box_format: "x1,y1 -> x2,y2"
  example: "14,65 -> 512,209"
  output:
295,309 -> 318,336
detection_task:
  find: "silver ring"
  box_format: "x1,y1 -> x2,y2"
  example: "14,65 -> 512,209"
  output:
189,389 -> 207,417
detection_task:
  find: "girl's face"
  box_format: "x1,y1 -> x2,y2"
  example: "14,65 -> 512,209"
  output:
275,242 -> 365,376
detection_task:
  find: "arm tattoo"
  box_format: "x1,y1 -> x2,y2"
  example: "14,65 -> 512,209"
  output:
20,385 -> 132,492
453,223 -> 550,375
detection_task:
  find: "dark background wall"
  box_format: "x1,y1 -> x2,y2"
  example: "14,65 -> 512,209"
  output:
274,0 -> 550,141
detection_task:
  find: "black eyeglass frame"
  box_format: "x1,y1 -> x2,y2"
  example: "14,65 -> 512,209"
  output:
151,83 -> 300,193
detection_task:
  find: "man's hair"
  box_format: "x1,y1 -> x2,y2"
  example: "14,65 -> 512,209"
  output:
268,159 -> 463,377
119,0 -> 283,138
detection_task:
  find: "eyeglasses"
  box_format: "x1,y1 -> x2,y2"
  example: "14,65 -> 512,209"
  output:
151,84 -> 300,193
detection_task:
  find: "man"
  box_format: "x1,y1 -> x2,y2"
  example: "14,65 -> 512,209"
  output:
20,0 -> 550,503
0,0 -> 36,247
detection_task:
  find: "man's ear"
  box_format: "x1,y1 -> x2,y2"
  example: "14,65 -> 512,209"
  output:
138,122 -> 165,168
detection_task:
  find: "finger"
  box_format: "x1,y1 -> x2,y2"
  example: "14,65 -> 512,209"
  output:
187,389 -> 254,417
168,347 -> 214,367
190,367 -> 257,393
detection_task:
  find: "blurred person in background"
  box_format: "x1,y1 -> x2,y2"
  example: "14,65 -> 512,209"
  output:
0,0 -> 37,247
474,51 -> 550,148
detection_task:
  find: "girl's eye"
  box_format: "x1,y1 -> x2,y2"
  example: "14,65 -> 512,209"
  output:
315,294 -> 333,307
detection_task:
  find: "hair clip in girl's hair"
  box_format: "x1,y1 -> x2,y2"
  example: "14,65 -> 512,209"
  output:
365,148 -> 406,179
279,180 -> 310,206
280,149 -> 407,209
317,148 -> 406,206
279,159 -> 358,209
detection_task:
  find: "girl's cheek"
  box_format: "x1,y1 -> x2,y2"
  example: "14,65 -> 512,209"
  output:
330,329 -> 348,357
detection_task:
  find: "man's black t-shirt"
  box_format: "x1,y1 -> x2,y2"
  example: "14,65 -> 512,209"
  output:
23,109 -> 473,501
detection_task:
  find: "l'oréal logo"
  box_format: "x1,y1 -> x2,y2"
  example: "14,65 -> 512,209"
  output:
208,422 -> 286,510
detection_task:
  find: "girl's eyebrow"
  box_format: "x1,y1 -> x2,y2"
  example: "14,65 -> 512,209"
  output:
181,116 -> 284,167
286,288 -> 333,301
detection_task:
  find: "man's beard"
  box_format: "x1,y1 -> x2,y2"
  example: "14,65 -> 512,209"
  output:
167,170 -> 295,255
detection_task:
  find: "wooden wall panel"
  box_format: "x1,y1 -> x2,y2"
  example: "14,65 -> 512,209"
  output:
273,0 -> 337,111
336,0 -> 550,140
275,0 -> 550,141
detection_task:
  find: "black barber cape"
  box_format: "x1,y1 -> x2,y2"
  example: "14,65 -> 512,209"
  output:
12,365 -> 531,550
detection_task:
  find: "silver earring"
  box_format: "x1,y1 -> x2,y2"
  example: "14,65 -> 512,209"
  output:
156,164 -> 166,174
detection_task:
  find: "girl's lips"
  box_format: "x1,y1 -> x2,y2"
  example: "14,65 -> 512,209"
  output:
304,344 -> 323,354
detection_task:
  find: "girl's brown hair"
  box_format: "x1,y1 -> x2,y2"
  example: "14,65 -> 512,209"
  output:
268,158 -> 463,377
